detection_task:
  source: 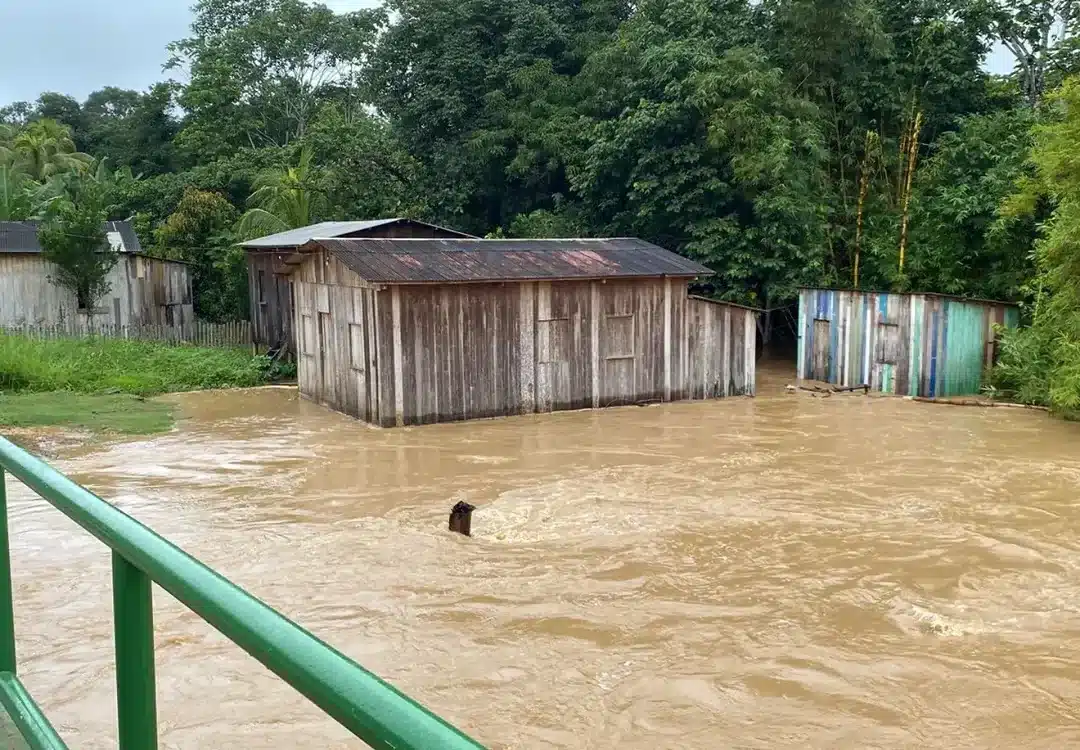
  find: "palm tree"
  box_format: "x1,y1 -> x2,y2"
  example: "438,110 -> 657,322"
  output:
0,165 -> 33,220
9,119 -> 93,181
236,146 -> 326,238
0,122 -> 14,152
0,126 -> 38,220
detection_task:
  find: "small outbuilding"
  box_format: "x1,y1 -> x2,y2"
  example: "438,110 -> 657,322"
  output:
797,288 -> 1020,397
285,237 -> 758,426
0,220 -> 193,329
238,218 -> 472,356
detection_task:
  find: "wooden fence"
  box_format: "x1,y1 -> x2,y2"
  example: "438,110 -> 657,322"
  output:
1,320 -> 253,349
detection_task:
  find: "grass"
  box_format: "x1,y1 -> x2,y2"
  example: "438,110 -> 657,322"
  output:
0,334 -> 275,395
0,333 -> 289,435
0,392 -> 174,434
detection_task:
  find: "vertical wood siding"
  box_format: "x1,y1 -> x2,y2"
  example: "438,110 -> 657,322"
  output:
247,251 -> 295,354
246,223 -> 470,357
292,251 -> 758,426
0,254 -> 193,328
797,288 -> 1018,397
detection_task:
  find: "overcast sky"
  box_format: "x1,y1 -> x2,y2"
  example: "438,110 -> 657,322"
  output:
1,0 -> 1016,106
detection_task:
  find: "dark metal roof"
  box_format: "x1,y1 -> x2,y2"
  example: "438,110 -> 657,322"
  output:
0,220 -> 143,254
300,237 -> 713,283
238,218 -> 473,249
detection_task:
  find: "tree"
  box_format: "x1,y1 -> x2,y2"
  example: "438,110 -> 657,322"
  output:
306,102 -> 426,219
989,0 -> 1078,107
155,188 -> 245,321
169,0 -> 383,160
569,0 -> 826,319
900,108 -> 1039,300
8,119 -> 93,181
992,77 -> 1080,412
761,0 -> 994,289
367,0 -> 628,232
0,165 -> 33,221
81,85 -> 179,176
34,93 -> 86,138
37,180 -> 117,311
0,102 -> 33,126
235,146 -> 327,238
505,206 -> 584,237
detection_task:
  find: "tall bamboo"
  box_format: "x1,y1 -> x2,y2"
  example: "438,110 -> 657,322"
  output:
853,130 -> 877,289
898,110 -> 923,274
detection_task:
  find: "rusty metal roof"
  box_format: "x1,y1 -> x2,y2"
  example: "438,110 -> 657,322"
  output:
0,220 -> 143,254
300,237 -> 713,283
238,218 -> 473,248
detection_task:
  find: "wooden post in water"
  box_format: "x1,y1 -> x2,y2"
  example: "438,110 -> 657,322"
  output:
448,501 -> 476,537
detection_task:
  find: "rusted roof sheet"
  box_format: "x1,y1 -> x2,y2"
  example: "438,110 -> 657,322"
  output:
238,218 -> 474,248
0,220 -> 142,254
301,237 -> 713,283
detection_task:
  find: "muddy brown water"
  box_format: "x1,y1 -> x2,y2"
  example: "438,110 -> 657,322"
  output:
5,362 -> 1080,748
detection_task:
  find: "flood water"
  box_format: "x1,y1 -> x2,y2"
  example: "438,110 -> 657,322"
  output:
5,361 -> 1080,748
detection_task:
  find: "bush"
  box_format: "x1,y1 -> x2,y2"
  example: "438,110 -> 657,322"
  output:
991,314 -> 1080,415
0,334 -> 274,395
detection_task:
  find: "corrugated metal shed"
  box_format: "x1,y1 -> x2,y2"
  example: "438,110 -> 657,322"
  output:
797,288 -> 1020,398
0,221 -> 143,254
300,237 -> 714,283
238,219 -> 474,249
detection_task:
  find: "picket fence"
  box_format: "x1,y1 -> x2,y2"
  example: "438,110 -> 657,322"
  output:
1,320 -> 253,349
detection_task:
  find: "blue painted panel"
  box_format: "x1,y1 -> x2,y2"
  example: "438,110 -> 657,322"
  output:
928,310 -> 940,398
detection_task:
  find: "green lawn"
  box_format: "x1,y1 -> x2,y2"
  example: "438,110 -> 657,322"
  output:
0,333 -> 288,435
0,334 -> 273,395
0,391 -> 174,434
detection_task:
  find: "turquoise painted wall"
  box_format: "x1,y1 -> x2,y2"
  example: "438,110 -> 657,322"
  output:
797,289 -> 1019,397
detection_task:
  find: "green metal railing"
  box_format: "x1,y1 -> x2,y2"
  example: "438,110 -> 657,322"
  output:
0,436 -> 486,750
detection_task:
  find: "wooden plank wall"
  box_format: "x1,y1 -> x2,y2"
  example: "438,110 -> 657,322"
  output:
4,320 -> 251,348
247,251 -> 295,354
293,251 -> 758,426
121,256 -> 195,327
294,252 -> 381,423
0,254 -> 193,329
0,254 -> 76,326
797,289 -> 1019,398
246,223 -> 469,357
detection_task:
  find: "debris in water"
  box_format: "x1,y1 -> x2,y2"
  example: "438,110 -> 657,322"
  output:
449,500 -> 476,537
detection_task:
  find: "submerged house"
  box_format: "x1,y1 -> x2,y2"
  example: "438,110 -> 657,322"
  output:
284,237 -> 758,427
238,219 -> 472,356
0,220 -> 193,329
797,288 -> 1020,397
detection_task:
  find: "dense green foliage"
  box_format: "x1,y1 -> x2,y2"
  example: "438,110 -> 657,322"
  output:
37,178 -> 117,310
990,78 -> 1080,414
4,0 -> 1080,409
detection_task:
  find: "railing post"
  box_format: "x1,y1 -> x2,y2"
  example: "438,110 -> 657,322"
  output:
0,467 -> 16,674
112,552 -> 158,750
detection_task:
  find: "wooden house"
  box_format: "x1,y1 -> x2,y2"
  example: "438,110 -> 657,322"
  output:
797,288 -> 1020,397
0,220 -> 193,329
285,237 -> 758,427
238,219 -> 472,356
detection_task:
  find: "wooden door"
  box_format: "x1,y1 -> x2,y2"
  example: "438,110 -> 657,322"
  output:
811,319 -> 831,381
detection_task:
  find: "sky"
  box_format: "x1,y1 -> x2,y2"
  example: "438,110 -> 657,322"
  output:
0,0 -> 380,106
1,0 -> 1016,107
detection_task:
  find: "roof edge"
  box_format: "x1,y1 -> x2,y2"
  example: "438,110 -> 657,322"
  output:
797,286 -> 1019,308
688,295 -> 763,313
238,218 -> 476,248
